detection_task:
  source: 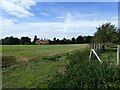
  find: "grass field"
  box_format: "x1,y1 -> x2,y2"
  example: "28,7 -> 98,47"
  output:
2,44 -> 88,62
2,44 -> 88,88
2,44 -> 120,88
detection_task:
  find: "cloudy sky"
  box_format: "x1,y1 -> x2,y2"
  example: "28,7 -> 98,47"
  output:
0,0 -> 118,40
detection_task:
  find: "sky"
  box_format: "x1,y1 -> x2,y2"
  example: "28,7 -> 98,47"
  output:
0,0 -> 118,40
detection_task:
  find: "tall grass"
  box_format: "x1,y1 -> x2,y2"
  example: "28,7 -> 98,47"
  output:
48,49 -> 120,88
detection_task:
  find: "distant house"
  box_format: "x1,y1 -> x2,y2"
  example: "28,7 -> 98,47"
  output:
35,39 -> 49,45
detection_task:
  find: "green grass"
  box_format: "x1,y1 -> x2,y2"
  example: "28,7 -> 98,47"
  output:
3,57 -> 68,88
99,45 -> 117,64
2,44 -> 88,88
2,44 -> 88,62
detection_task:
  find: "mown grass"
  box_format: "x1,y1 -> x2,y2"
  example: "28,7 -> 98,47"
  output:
2,56 -> 69,88
2,44 -> 88,62
2,44 -> 88,88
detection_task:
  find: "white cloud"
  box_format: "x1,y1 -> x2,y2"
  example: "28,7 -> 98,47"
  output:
73,13 -> 100,19
56,13 -> 100,21
56,16 -> 65,19
0,16 -> 15,26
1,13 -> 118,39
40,12 -> 49,16
112,16 -> 118,20
0,0 -> 37,18
18,0 -> 36,9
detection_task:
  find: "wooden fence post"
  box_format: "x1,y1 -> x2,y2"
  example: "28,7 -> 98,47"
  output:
89,49 -> 92,61
117,45 -> 120,66
91,49 -> 102,63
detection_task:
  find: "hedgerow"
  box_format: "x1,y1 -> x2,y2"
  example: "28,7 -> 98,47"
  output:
48,49 -> 120,88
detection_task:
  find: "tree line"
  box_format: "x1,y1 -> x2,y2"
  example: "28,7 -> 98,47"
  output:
49,36 -> 93,44
0,36 -> 31,45
0,35 -> 93,45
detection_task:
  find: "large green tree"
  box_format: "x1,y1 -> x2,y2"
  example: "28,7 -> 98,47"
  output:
53,37 -> 57,44
20,37 -> 31,45
76,36 -> 84,44
93,23 -> 117,44
2,36 -> 20,45
71,37 -> 76,44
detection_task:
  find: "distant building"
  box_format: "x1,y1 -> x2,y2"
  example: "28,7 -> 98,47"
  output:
35,39 -> 49,45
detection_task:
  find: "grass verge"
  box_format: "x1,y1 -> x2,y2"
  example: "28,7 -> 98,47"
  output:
2,55 -> 69,88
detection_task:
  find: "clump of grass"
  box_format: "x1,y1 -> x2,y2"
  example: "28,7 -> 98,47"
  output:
43,54 -> 62,61
2,56 -> 17,67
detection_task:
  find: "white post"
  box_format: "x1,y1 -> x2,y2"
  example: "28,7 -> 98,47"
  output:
89,49 -> 92,61
91,49 -> 102,63
117,45 -> 120,66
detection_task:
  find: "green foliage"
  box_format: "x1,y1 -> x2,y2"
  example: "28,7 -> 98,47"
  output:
71,37 -> 76,44
76,35 -> 84,44
2,36 -> 20,45
93,23 -> 117,44
48,49 -> 120,88
1,35 -> 93,45
20,37 -> 31,45
117,29 -> 120,44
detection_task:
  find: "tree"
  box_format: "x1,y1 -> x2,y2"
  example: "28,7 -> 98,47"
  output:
0,39 -> 2,45
71,37 -> 76,44
93,23 -> 117,44
33,35 -> 39,44
61,38 -> 71,44
53,37 -> 56,44
63,38 -> 67,44
2,36 -> 20,45
20,37 -> 31,45
83,36 -> 93,43
56,39 -> 60,44
76,36 -> 84,44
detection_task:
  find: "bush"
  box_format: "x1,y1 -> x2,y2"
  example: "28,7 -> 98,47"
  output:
48,49 -> 120,88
